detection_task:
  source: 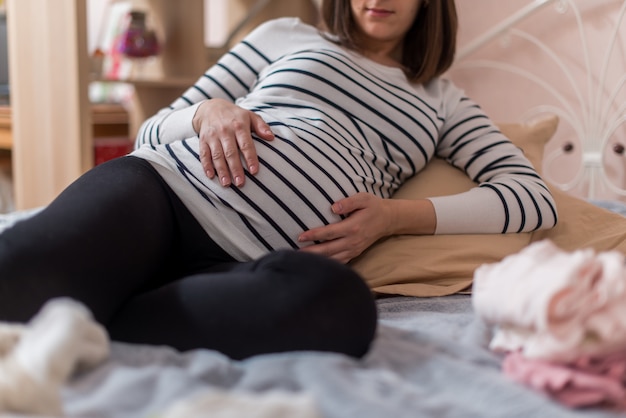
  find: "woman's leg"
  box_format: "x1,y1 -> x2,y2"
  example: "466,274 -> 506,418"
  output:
0,157 -> 234,324
108,250 -> 378,359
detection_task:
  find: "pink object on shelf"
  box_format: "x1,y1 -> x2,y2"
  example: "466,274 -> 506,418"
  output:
116,11 -> 160,59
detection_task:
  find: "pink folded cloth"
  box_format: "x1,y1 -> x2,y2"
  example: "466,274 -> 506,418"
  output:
503,350 -> 626,410
472,240 -> 626,361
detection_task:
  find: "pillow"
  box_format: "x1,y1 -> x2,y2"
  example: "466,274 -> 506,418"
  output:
349,115 -> 560,297
530,188 -> 626,254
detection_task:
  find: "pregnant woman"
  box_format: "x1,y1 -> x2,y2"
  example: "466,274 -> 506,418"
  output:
0,0 -> 556,360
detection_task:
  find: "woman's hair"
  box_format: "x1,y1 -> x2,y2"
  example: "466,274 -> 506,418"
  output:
320,0 -> 458,84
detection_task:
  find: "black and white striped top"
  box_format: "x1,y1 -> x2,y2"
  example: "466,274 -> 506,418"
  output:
133,18 -> 557,261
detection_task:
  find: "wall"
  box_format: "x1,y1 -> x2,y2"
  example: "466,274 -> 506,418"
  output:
448,0 -> 626,201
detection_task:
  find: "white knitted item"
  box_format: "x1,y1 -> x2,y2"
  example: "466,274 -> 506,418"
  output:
0,322 -> 24,357
0,298 -> 110,416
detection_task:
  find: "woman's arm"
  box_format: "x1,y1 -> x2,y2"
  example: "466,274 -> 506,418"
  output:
300,80 -> 558,264
430,80 -> 558,234
192,99 -> 274,187
134,40 -> 269,147
134,20 -> 287,185
298,193 -> 436,264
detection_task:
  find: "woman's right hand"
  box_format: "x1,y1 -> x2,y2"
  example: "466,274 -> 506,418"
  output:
192,98 -> 274,187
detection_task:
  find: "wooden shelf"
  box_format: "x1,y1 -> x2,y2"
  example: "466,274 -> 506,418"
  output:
0,103 -> 129,150
91,103 -> 130,125
0,106 -> 11,149
94,75 -> 199,89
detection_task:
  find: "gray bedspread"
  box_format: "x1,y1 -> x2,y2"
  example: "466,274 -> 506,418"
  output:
2,201 -> 625,418
59,295 -> 624,418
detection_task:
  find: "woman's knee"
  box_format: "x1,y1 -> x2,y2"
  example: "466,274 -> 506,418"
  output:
250,250 -> 378,357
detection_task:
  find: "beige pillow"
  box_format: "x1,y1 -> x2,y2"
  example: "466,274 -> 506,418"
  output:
531,188 -> 626,254
350,115 -> 560,297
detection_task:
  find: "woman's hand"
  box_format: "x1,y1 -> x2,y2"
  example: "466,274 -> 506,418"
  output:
298,193 -> 394,264
193,98 -> 274,187
299,193 -> 437,264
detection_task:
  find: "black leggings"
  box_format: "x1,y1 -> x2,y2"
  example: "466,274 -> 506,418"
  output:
0,157 -> 377,359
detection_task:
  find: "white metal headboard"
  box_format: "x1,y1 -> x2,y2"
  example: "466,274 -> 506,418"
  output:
454,0 -> 626,201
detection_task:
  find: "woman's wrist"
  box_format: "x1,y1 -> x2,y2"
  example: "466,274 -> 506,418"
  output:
387,198 -> 437,236
192,100 -> 211,134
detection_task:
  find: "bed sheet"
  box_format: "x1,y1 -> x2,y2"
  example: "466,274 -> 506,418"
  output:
48,295 -> 622,418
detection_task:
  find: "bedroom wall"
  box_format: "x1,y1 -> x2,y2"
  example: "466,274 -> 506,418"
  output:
448,0 -> 626,202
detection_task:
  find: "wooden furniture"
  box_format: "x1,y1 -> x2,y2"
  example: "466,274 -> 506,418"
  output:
0,106 -> 11,149
0,103 -> 129,150
6,0 -> 317,209
7,0 -> 92,210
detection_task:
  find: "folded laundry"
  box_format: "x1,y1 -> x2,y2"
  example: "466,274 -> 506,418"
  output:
473,240 -> 626,410
473,240 -> 626,361
502,350 -> 626,411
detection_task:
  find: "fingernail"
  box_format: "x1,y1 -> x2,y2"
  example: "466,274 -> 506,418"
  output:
235,176 -> 243,186
206,170 -> 214,179
221,177 -> 230,186
332,203 -> 342,213
249,164 -> 257,174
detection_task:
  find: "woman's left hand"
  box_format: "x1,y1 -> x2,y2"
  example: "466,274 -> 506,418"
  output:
298,192 -> 393,264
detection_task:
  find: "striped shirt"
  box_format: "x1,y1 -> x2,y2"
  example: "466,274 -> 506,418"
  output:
132,17 -> 557,261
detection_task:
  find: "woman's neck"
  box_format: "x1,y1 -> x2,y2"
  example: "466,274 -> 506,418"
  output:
361,50 -> 402,68
355,35 -> 403,68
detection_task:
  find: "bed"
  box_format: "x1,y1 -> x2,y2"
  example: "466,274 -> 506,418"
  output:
2,0 -> 626,417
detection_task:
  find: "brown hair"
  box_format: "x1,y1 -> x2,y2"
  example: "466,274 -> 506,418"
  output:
320,0 -> 458,84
